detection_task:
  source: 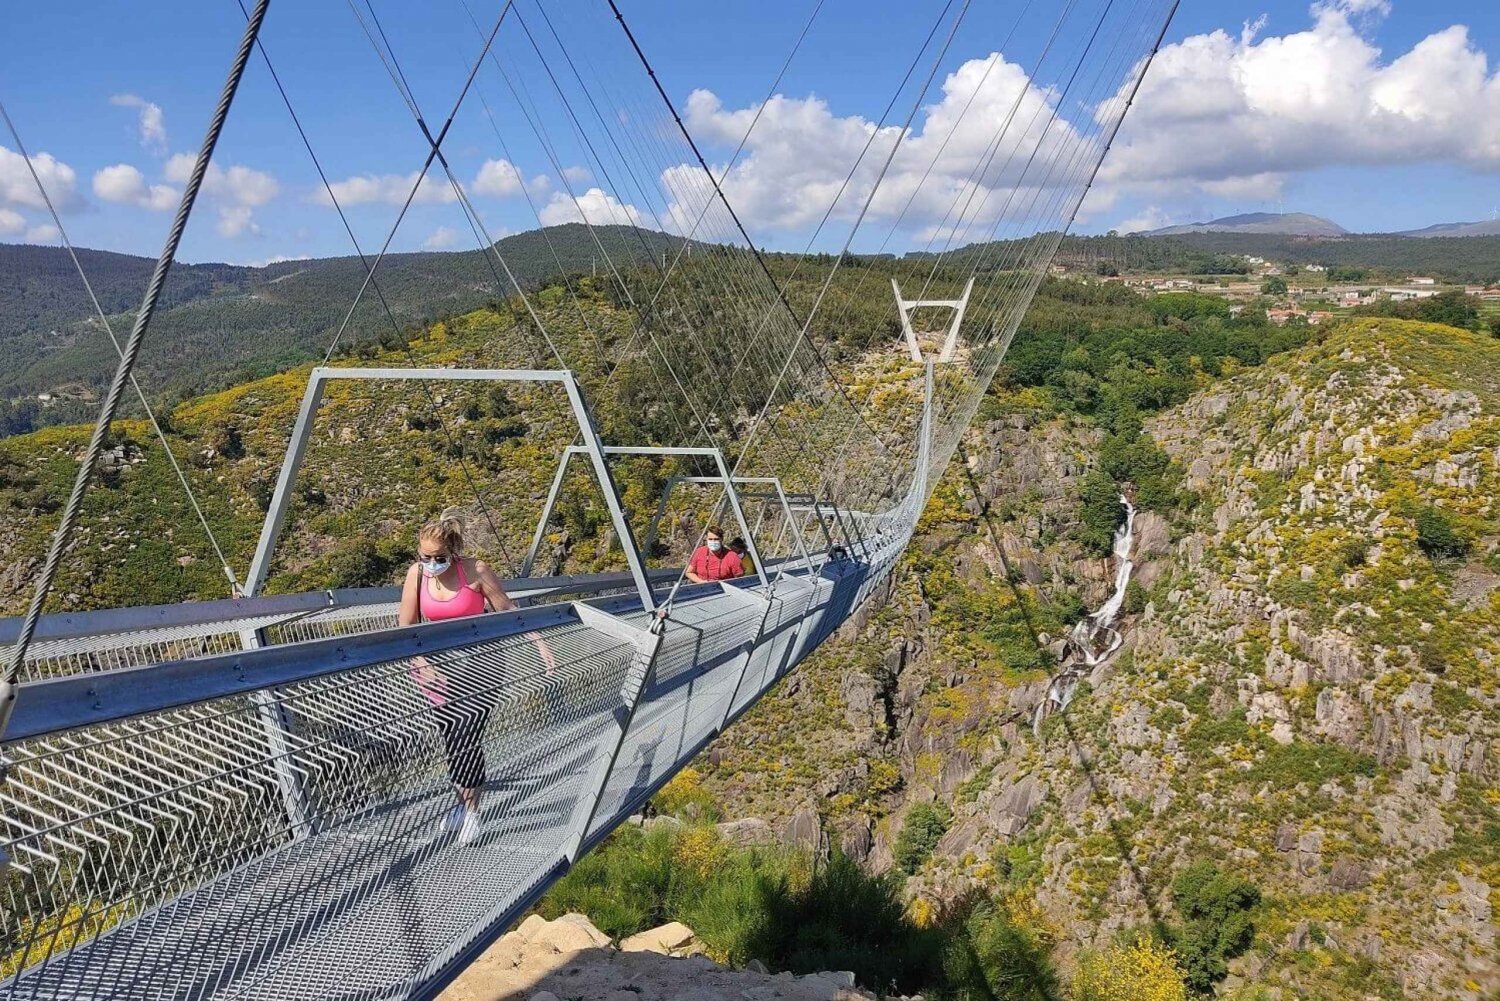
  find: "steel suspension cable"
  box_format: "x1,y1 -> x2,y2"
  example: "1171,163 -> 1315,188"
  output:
1,0 -> 271,727
606,0 -> 890,451
0,99 -> 242,595
247,0 -> 523,577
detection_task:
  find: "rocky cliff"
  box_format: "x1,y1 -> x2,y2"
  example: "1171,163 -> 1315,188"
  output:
697,319 -> 1499,999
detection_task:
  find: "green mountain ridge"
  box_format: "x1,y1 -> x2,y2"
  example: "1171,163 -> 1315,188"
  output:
0,224 -> 691,432
9,225 -> 1500,441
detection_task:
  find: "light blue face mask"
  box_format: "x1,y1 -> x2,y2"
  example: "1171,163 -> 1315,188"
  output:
420,557 -> 451,578
707,540 -> 723,553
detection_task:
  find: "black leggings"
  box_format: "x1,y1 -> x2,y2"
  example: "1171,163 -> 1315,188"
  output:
432,697 -> 493,790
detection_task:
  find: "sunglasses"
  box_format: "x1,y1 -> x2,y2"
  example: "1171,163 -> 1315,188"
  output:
418,552 -> 450,563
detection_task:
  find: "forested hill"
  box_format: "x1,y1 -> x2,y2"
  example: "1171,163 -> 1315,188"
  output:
1079,232 -> 1500,282
0,224 -> 690,430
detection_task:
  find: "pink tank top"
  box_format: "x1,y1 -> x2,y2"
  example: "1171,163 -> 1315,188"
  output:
412,561 -> 486,706
419,559 -> 487,620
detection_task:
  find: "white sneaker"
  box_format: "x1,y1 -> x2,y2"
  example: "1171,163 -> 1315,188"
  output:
457,809 -> 481,845
438,803 -> 465,835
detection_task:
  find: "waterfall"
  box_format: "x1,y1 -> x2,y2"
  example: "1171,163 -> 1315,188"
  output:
1034,494 -> 1137,733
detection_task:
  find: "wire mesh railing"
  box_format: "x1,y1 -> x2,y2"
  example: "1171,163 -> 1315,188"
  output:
0,525 -> 908,1001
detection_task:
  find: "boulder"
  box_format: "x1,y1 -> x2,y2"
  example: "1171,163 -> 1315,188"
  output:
1327,857 -> 1370,891
717,817 -> 777,848
528,914 -> 611,954
513,913 -> 550,942
620,921 -> 696,955
782,804 -> 823,854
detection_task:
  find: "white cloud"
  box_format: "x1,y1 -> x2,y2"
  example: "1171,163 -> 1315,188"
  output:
538,186 -> 645,227
665,52 -> 1091,241
422,225 -> 460,250
92,164 -> 178,211
0,145 -> 82,211
1114,206 -> 1178,234
473,159 -> 523,197
110,94 -> 167,153
316,169 -> 456,207
470,160 -> 549,200
25,224 -> 59,243
0,207 -> 23,236
216,205 -> 258,238
562,165 -> 592,184
244,253 -> 310,268
1096,3 -> 1500,209
163,153 -> 278,237
164,153 -> 279,206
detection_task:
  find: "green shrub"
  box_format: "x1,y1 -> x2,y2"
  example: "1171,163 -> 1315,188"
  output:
1078,470 -> 1124,555
324,536 -> 405,588
540,828 -> 948,995
756,851 -> 947,995
1414,505 -> 1470,559
1243,739 -> 1377,787
1168,862 -> 1260,994
894,802 -> 951,875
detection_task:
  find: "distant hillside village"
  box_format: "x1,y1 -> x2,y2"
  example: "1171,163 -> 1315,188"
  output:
1049,251 -> 1500,327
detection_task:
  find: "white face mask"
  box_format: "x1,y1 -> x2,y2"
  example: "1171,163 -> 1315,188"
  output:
706,539 -> 723,553
420,557 -> 451,578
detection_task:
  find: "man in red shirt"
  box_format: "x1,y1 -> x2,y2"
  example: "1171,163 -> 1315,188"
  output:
686,525 -> 743,583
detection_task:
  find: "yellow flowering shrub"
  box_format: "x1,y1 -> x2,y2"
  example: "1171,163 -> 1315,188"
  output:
1072,939 -> 1189,1001
673,826 -> 728,880
653,767 -> 719,821
907,895 -> 937,929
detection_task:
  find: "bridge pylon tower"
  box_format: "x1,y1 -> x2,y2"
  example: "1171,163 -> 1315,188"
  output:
891,276 -> 974,364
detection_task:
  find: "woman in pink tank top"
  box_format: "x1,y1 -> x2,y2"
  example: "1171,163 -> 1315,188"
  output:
397,512 -> 551,844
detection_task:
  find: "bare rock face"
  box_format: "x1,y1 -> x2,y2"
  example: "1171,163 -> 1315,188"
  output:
839,817 -> 873,862
782,804 -> 824,855
986,776 -> 1048,838
839,670 -> 882,731
1326,857 -> 1370,891
1133,510 -> 1171,559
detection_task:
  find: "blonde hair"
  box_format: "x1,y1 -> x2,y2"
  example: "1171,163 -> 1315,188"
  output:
419,508 -> 466,558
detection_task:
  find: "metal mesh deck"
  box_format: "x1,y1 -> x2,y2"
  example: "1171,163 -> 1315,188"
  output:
0,552 -> 905,1001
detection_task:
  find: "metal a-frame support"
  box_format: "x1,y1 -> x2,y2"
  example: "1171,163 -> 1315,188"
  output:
643,475 -> 816,579
243,366 -> 657,614
892,276 -> 974,364
522,445 -> 770,599
238,366 -> 661,839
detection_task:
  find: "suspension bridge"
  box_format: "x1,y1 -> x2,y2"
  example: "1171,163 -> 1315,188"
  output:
0,0 -> 1177,996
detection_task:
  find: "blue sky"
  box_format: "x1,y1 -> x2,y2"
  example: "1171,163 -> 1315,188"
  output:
2,1 -> 1498,263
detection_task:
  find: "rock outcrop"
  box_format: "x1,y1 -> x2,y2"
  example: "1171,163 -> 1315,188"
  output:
439,915 -> 873,1001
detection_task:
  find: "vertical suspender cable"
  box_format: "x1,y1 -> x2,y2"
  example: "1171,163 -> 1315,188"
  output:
0,0 -> 272,737
605,0 -> 887,450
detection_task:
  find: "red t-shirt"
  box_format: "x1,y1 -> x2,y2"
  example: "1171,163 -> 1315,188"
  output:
689,545 -> 743,582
